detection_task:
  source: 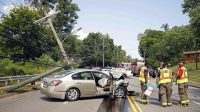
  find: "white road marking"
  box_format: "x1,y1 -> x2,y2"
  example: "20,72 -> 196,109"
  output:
64,101 -> 68,104
192,101 -> 200,105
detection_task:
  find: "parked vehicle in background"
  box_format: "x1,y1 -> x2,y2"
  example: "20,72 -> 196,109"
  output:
92,67 -> 101,71
101,67 -> 115,75
40,69 -> 129,101
131,61 -> 144,76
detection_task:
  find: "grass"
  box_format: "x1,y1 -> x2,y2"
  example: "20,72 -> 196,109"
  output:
170,62 -> 200,87
188,69 -> 200,87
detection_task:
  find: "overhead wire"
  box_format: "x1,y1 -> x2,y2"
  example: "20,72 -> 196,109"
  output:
0,1 -> 7,6
0,23 -> 53,53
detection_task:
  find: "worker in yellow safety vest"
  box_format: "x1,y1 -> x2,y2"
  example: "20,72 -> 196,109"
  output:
157,63 -> 173,107
156,62 -> 164,102
176,62 -> 189,106
139,63 -> 149,104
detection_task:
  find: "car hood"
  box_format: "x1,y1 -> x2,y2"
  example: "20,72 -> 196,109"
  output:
110,72 -> 123,79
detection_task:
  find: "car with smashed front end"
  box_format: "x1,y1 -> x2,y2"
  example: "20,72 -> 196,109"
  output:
40,69 -> 129,101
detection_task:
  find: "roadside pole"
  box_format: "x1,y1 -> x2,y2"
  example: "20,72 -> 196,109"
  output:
47,18 -> 69,66
195,38 -> 198,70
34,10 -> 70,67
103,38 -> 105,68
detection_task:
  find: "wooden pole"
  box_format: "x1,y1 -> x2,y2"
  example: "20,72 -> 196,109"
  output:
5,67 -> 63,92
48,18 -> 69,67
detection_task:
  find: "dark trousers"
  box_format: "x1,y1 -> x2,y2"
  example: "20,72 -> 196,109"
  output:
140,82 -> 147,102
178,83 -> 189,104
159,83 -> 172,106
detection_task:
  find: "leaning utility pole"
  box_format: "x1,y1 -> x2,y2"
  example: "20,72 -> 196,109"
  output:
34,3 -> 69,67
47,18 -> 69,66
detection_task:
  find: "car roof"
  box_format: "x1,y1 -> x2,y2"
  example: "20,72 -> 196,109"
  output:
66,69 -> 101,73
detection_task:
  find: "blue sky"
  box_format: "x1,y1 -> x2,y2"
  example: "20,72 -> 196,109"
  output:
73,0 -> 189,59
0,0 -> 190,60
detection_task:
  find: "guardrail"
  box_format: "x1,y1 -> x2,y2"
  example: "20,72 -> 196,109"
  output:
0,75 -> 38,86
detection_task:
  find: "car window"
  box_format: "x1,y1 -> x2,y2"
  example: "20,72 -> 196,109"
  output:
72,72 -> 94,80
93,72 -> 110,79
48,70 -> 74,78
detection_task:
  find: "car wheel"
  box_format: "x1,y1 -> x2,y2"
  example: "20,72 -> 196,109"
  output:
115,86 -> 127,98
66,88 -> 80,101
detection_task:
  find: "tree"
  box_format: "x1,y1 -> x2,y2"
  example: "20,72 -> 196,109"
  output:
0,6 -> 56,60
182,0 -> 200,50
161,23 -> 169,31
27,0 -> 80,39
138,26 -> 194,67
80,32 -> 127,67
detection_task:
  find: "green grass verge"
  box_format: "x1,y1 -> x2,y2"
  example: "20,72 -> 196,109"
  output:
188,70 -> 200,87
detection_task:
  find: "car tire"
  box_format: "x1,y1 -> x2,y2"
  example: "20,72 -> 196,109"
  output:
66,88 -> 80,101
115,86 -> 127,98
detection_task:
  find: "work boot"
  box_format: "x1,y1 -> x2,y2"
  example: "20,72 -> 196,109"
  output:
141,101 -> 149,104
167,103 -> 172,107
186,100 -> 189,106
178,102 -> 187,107
162,103 -> 167,107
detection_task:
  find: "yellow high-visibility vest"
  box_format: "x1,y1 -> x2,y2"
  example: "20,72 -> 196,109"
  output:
177,67 -> 188,83
159,68 -> 172,84
139,66 -> 149,83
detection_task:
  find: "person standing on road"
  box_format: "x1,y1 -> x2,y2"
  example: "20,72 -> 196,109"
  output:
176,62 -> 189,106
158,63 -> 173,107
139,62 -> 149,104
156,62 -> 164,102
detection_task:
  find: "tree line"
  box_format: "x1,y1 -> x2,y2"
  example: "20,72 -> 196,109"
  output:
138,0 -> 200,67
0,0 -> 129,76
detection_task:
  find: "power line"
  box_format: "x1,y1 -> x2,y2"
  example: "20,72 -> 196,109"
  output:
0,55 -> 62,67
0,11 -> 9,17
0,1 -> 7,6
0,32 -> 46,53
0,23 -> 49,52
0,23 -> 63,59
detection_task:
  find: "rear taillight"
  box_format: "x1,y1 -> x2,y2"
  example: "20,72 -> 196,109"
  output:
50,80 -> 62,86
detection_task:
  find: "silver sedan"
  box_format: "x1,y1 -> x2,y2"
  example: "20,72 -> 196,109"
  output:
40,69 -> 128,101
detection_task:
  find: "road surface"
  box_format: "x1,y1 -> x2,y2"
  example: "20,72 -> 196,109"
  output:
0,76 -> 200,112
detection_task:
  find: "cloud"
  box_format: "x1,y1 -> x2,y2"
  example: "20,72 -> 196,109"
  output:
75,30 -> 88,40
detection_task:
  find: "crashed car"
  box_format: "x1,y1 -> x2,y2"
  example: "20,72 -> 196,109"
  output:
40,69 -> 129,101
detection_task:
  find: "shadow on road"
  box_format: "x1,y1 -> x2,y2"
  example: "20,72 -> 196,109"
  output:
97,98 -> 127,112
40,96 -> 65,102
79,95 -> 108,101
40,95 -> 109,102
148,97 -> 161,106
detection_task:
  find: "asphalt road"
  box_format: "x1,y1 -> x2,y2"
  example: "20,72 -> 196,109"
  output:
0,76 -> 200,112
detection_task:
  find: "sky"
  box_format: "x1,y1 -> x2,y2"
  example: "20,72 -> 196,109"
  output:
0,0 -> 190,60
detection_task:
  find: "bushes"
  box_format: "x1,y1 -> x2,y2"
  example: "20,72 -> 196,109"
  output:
0,60 -> 25,77
0,54 -> 61,77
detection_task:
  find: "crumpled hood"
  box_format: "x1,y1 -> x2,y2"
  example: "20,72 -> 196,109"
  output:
110,72 -> 123,79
